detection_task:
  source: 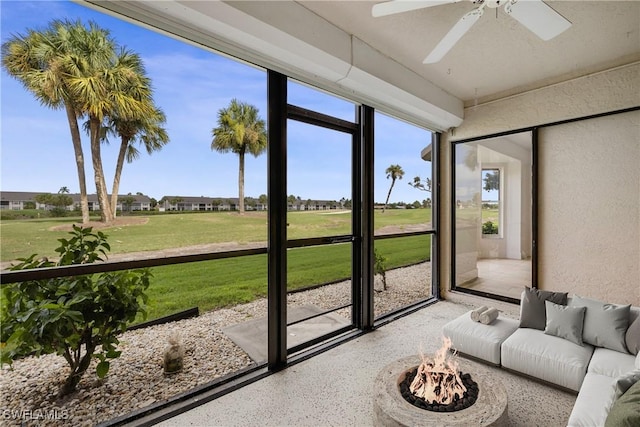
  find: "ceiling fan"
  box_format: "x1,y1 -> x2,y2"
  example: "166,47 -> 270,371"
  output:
372,0 -> 572,64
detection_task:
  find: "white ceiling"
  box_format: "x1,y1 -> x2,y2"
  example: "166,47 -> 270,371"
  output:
88,0 -> 639,129
298,1 -> 640,106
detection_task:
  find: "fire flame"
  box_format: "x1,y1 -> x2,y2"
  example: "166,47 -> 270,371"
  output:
409,336 -> 467,405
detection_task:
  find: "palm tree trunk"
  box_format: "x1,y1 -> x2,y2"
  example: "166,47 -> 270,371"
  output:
383,179 -> 396,213
64,104 -> 90,224
110,137 -> 130,217
238,150 -> 245,214
89,118 -> 114,223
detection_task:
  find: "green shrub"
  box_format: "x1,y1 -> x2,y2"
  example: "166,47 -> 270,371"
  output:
0,225 -> 151,397
50,206 -> 68,217
482,220 -> 499,235
374,248 -> 388,291
0,209 -> 46,220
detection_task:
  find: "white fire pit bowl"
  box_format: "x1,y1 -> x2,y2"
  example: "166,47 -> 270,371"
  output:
373,356 -> 508,427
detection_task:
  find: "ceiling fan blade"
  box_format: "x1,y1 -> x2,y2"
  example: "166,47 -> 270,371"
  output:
504,0 -> 571,41
423,8 -> 483,64
372,0 -> 461,18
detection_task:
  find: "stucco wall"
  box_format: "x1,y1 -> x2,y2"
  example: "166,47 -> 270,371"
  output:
450,63 -> 639,140
440,63 -> 640,306
538,111 -> 639,306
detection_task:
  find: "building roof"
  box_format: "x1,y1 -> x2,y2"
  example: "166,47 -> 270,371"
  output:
0,191 -> 151,203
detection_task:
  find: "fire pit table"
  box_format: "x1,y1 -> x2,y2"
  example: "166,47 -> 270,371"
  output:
373,355 -> 508,427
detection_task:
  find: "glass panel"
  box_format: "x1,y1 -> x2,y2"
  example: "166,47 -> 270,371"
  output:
454,132 -> 533,300
287,79 -> 355,121
482,169 -> 501,235
286,242 -> 352,348
286,115 -> 354,351
0,2 -> 269,422
1,1 -> 268,263
374,112 -> 434,316
374,235 -> 432,318
287,120 -> 352,237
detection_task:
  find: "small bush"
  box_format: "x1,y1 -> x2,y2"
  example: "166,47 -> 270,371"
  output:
0,225 -> 151,397
50,206 -> 68,217
374,248 -> 388,291
482,221 -> 499,235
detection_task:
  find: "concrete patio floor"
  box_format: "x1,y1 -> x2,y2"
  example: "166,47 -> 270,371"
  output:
159,293 -> 576,427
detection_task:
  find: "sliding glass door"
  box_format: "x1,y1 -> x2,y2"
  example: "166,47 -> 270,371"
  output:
452,131 -> 534,301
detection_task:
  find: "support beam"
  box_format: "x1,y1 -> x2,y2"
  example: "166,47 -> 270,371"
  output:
267,70 -> 288,370
360,105 -> 375,329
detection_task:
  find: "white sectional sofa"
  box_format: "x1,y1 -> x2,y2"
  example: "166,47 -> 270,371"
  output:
444,289 -> 640,426
566,347 -> 638,426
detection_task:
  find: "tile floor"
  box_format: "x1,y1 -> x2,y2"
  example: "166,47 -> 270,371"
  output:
459,258 -> 532,300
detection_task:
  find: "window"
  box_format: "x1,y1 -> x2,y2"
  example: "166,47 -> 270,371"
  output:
481,168 -> 501,236
373,112 -> 435,318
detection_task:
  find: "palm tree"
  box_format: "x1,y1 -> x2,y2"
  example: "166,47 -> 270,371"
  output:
409,176 -> 431,193
2,20 -> 154,224
102,49 -> 167,217
68,39 -> 155,223
1,20 -> 98,224
383,164 -> 404,212
106,105 -> 168,216
211,99 -> 267,214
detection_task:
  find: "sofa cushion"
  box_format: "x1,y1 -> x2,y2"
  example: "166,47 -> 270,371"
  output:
605,379 -> 640,427
626,315 -> 640,355
442,311 -> 519,365
501,328 -> 594,391
570,295 -> 630,353
614,369 -> 640,399
588,347 -> 637,378
567,373 -> 617,427
519,287 -> 568,330
544,301 -> 586,346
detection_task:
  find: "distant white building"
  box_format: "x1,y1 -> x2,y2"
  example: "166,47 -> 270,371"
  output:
0,191 -> 152,212
159,196 -> 267,212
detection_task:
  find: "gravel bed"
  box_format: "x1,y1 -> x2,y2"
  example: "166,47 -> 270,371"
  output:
0,263 -> 431,426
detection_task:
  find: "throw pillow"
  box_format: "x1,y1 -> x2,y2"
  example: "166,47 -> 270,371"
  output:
636,351 -> 640,370
520,287 -> 568,330
544,301 -> 586,346
614,369 -> 640,400
605,379 -> 640,427
571,296 -> 630,353
626,315 -> 640,355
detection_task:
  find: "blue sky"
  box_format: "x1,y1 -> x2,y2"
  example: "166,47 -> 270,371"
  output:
1,1 -> 433,204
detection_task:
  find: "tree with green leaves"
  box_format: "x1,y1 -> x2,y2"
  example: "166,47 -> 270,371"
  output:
100,57 -> 168,217
2,20 -> 97,223
1,226 -> 150,397
483,170 -> 500,192
409,175 -> 431,193
383,164 -> 405,212
34,187 -> 74,217
78,44 -> 155,223
211,99 -> 267,214
118,194 -> 136,213
2,20 -> 157,224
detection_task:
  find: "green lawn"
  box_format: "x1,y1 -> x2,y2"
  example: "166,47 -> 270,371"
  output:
1,209 -> 431,261
482,207 -> 499,225
1,210 -> 432,322
144,234 -> 430,321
